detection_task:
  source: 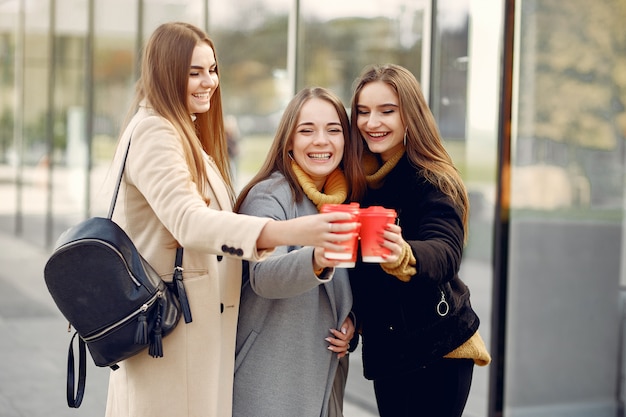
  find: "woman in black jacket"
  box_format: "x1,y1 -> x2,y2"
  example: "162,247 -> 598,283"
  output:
348,64 -> 491,417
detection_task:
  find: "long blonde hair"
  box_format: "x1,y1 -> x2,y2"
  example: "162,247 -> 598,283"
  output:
123,22 -> 233,202
350,64 -> 469,237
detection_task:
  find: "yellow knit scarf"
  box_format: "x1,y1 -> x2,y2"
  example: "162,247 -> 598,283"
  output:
291,161 -> 348,211
363,148 -> 405,189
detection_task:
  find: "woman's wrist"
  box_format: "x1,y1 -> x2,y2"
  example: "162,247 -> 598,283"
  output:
256,219 -> 281,250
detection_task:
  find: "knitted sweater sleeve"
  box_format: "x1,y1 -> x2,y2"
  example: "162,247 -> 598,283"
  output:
381,240 -> 417,282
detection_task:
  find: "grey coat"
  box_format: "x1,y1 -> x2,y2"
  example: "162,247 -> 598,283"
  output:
233,172 -> 353,417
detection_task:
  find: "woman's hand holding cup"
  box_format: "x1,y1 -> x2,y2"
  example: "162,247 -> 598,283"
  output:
320,203 -> 361,268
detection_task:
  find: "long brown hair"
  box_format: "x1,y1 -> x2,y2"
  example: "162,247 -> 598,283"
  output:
123,22 -> 233,202
235,87 -> 366,212
350,64 -> 469,236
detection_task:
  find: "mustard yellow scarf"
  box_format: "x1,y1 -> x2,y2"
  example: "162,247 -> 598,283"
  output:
291,161 -> 348,211
363,148 -> 405,189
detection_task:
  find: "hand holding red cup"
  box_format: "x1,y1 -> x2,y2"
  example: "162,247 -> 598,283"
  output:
359,206 -> 397,263
320,203 -> 360,268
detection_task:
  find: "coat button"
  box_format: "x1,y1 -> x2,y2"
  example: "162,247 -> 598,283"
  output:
236,248 -> 243,256
221,245 -> 228,253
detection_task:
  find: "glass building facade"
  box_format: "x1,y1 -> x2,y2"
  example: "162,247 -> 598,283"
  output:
1,0 -> 625,416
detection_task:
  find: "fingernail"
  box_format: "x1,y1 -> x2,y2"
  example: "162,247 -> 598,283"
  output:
341,327 -> 347,335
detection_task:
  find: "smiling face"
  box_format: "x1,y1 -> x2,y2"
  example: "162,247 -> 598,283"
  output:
356,81 -> 406,162
290,97 -> 345,190
186,42 -> 219,114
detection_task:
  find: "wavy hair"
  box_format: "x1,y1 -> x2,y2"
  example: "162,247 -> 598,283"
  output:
123,22 -> 233,202
350,64 -> 469,236
235,87 -> 366,212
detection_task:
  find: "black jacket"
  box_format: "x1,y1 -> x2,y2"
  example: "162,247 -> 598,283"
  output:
350,154 -> 480,380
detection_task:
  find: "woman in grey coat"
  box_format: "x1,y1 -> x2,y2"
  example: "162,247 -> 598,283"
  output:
233,87 -> 366,417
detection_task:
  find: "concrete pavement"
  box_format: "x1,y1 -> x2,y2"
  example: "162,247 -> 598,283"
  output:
0,224 -> 378,417
0,227 -> 110,417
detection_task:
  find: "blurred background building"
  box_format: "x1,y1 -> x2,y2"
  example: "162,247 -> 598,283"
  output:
0,0 -> 625,416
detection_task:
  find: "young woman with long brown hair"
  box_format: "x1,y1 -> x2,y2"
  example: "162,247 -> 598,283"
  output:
348,64 -> 491,417
233,87 -> 364,417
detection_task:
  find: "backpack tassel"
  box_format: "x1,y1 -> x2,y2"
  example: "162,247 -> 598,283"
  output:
134,307 -> 148,345
149,295 -> 165,358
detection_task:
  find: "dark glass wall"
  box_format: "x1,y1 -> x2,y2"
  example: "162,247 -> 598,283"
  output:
504,1 -> 626,416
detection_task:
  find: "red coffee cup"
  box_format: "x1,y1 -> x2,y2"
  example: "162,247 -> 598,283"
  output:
359,206 -> 397,263
320,203 -> 360,268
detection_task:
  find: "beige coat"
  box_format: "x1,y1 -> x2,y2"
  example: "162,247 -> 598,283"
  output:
104,105 -> 271,417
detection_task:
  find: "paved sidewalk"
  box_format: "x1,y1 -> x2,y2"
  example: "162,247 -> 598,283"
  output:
0,227 -> 378,417
0,229 -> 110,417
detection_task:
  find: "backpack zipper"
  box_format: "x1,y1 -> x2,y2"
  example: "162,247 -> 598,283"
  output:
83,291 -> 160,342
62,238 -> 143,287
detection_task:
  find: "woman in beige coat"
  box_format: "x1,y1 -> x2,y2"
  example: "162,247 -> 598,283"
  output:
103,22 -> 356,417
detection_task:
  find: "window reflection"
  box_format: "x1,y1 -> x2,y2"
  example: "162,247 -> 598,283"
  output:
430,0 -> 469,141
211,0 -> 291,137
507,1 -> 626,415
298,0 -> 427,104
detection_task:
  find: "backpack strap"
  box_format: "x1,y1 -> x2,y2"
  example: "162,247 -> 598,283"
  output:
107,138 -> 132,220
107,134 -> 190,324
66,331 -> 87,408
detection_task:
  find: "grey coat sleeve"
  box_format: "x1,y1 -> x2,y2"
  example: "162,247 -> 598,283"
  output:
237,175 -> 335,299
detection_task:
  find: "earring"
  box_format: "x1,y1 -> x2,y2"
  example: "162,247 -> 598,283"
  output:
287,151 -> 294,161
403,128 -> 408,147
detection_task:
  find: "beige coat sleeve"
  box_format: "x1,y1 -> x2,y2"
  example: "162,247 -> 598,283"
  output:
120,113 -> 271,262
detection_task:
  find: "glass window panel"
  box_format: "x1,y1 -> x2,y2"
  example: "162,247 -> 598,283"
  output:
463,2 -> 503,415
50,0 -> 89,234
142,0 -> 205,34
209,0 -> 291,190
0,1 -> 19,219
507,1 -> 626,416
89,0 -> 140,218
298,0 -> 427,105
15,0 -> 54,244
435,2 -> 497,417
430,0 -> 469,142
